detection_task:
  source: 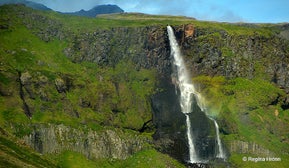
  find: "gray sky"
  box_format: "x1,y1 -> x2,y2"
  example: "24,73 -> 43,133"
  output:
29,0 -> 289,23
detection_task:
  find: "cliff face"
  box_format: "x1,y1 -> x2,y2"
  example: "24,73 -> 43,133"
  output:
64,26 -> 171,75
173,24 -> 289,158
66,23 -> 289,106
22,124 -> 150,160
174,25 -> 289,89
1,5 -> 289,167
67,22 -> 289,158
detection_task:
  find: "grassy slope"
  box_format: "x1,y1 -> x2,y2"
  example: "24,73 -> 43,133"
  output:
0,5 -> 158,129
0,131 -> 57,168
1,4 -> 288,167
0,5 -> 182,167
49,149 -> 185,168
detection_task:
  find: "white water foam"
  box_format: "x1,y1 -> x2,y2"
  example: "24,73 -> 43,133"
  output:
167,25 -> 199,163
213,119 -> 225,158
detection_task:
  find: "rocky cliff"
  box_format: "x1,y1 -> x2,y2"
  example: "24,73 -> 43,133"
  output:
64,26 -> 171,75
22,124 -> 150,160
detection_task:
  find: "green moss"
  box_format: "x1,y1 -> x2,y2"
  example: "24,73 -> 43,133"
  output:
55,151 -> 99,168
0,6 -> 158,131
193,75 -> 288,154
0,73 -> 11,85
52,149 -> 185,168
0,135 -> 57,167
221,47 -> 234,57
1,108 -> 29,125
193,21 -> 274,37
114,149 -> 185,168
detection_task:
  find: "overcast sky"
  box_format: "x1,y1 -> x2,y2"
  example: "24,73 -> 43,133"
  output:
30,0 -> 289,23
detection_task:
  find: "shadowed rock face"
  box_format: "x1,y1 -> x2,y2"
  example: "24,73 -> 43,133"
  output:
151,76 -> 187,161
151,76 -> 217,162
64,26 -> 171,75
189,95 -> 216,161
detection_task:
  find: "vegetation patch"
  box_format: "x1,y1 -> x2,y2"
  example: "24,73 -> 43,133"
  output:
0,134 -> 57,167
193,76 -> 289,155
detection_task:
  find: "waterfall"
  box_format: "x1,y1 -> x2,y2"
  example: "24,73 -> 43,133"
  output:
213,119 -> 225,158
167,25 -> 199,163
167,25 -> 225,163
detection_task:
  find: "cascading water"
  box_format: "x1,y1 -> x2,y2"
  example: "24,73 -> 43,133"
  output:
167,25 -> 199,163
167,25 -> 225,163
213,120 -> 225,158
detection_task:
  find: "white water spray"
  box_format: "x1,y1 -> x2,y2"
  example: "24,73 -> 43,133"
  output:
167,25 -> 225,162
213,120 -> 225,158
167,25 -> 199,163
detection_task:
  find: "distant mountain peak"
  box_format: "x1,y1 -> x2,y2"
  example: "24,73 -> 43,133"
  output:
0,1 -> 124,17
0,0 -> 52,11
64,4 -> 124,17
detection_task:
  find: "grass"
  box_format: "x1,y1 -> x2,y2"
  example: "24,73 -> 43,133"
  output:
193,75 -> 289,158
113,149 -> 185,168
0,5 -> 158,131
54,151 -> 100,168
53,149 -> 185,168
0,25 -> 79,75
97,13 -> 276,36
1,4 -> 279,35
0,134 -> 57,167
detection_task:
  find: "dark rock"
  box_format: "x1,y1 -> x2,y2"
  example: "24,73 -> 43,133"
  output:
65,26 -> 171,75
281,95 -> 289,110
18,71 -> 32,118
151,75 -> 217,162
54,78 -> 67,93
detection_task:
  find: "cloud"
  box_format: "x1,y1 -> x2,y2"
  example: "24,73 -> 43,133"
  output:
30,0 -> 244,22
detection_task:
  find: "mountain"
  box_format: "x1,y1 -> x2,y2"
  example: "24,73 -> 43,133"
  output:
0,1 -> 124,17
0,4 -> 289,168
64,4 -> 124,17
0,0 -> 52,11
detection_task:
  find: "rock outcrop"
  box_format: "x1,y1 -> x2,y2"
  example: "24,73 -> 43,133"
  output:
23,124 -> 151,160
64,26 -> 171,75
228,140 -> 274,156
